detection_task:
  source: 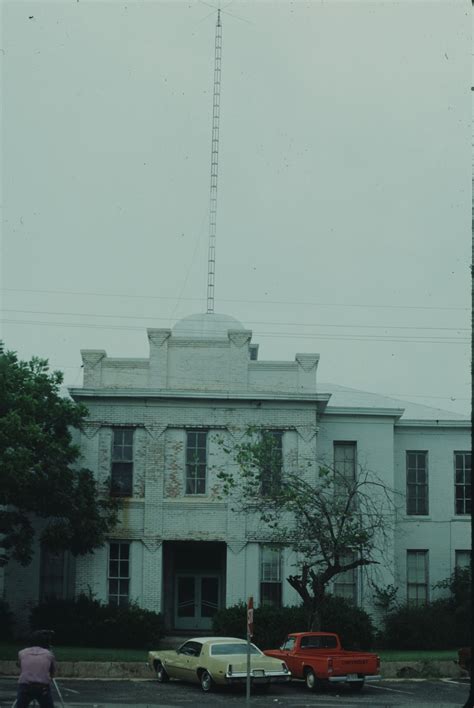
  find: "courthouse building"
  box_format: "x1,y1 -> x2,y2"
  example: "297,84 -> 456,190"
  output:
6,312 -> 471,631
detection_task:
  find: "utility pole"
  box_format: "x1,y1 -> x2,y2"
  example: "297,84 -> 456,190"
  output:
206,9 -> 222,314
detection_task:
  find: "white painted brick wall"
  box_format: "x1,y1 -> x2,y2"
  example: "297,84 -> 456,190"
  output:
7,321 -> 469,630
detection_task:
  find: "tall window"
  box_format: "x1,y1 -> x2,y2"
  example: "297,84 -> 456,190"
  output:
333,442 -> 357,506
108,542 -> 130,606
260,546 -> 282,607
333,552 -> 357,603
406,451 -> 428,515
111,428 -> 134,497
40,547 -> 66,601
186,430 -> 207,495
261,431 -> 283,496
454,452 -> 471,515
407,550 -> 428,605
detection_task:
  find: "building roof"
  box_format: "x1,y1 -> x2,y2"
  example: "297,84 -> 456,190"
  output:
320,382 -> 469,422
172,312 -> 246,339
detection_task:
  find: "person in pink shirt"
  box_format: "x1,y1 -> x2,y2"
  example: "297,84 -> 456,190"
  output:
16,630 -> 57,708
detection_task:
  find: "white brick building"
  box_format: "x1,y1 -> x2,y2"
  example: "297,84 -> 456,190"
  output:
5,312 -> 471,631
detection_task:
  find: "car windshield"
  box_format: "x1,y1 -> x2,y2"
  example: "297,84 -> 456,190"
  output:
210,643 -> 262,656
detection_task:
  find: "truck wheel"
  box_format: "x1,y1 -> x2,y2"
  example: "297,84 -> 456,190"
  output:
304,669 -> 318,691
349,680 -> 364,692
155,661 -> 169,683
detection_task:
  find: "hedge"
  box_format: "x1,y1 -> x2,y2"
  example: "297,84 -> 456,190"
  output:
212,597 -> 375,650
30,595 -> 164,648
381,599 -> 470,649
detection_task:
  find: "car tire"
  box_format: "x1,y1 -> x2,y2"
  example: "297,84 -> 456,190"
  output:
200,670 -> 215,692
155,661 -> 169,683
304,668 -> 318,691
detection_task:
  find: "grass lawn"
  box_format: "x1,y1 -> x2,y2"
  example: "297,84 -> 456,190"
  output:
0,643 -> 458,663
0,643 -> 147,662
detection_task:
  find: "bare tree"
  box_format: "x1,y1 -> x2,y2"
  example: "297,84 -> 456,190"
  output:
218,429 -> 396,630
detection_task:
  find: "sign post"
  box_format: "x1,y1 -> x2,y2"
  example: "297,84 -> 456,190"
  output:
246,596 -> 254,705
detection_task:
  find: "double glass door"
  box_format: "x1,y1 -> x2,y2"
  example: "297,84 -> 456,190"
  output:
175,574 -> 220,630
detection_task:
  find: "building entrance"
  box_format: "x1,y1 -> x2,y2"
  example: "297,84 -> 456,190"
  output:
175,573 -> 220,630
162,541 -> 226,631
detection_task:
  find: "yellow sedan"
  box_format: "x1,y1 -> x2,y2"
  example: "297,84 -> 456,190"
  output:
148,636 -> 291,692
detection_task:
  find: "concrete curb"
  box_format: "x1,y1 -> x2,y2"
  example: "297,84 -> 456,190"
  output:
0,659 -> 466,680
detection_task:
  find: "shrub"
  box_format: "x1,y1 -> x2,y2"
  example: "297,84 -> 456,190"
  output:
319,595 -> 374,650
212,602 -> 247,640
30,595 -> 164,648
212,598 -> 375,650
96,603 -> 165,648
0,600 -> 14,641
382,600 -> 468,649
379,567 -> 472,649
213,603 -> 306,649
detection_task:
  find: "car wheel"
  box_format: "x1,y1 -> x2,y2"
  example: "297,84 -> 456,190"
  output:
305,668 -> 318,691
155,661 -> 169,683
200,670 -> 215,692
349,680 -> 364,692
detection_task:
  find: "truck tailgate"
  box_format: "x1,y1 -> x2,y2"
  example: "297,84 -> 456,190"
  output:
331,652 -> 378,675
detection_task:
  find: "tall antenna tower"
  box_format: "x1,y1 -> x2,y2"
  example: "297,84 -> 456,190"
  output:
206,9 -> 222,314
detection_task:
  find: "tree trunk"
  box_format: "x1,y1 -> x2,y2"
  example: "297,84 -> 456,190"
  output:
307,602 -> 321,631
309,576 -> 326,631
287,571 -> 323,631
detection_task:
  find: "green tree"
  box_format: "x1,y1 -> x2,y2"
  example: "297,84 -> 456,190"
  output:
434,564 -> 471,607
218,429 -> 395,630
0,344 -> 118,567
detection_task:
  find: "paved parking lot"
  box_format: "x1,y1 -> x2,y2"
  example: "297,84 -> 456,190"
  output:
0,676 -> 471,708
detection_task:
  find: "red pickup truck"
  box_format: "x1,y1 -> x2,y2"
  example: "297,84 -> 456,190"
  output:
264,631 -> 381,691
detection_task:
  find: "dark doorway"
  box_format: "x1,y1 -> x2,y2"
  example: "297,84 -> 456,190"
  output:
162,541 -> 226,631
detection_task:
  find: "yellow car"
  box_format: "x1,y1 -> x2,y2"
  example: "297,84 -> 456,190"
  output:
148,636 -> 291,692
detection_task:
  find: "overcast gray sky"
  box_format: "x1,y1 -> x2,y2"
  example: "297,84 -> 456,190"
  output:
1,0 -> 471,415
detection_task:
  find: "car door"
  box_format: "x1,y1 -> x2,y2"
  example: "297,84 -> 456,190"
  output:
278,636 -> 298,674
169,642 -> 197,680
177,641 -> 203,683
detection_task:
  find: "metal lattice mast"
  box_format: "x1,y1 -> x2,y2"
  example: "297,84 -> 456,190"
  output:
206,9 -> 222,314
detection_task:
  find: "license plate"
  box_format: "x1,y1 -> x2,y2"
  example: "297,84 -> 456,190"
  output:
252,669 -> 265,677
347,674 -> 359,680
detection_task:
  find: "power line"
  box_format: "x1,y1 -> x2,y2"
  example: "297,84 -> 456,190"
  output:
2,308 -> 469,333
1,318 -> 468,344
2,287 -> 468,312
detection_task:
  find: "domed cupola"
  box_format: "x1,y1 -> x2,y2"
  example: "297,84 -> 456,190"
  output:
172,312 -> 245,339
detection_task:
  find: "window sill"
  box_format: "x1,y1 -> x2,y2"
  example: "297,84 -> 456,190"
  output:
402,515 -> 470,523
403,516 -> 432,521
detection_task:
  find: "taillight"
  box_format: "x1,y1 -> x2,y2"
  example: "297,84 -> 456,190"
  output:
281,662 -> 289,673
327,657 -> 333,674
228,664 -> 233,675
